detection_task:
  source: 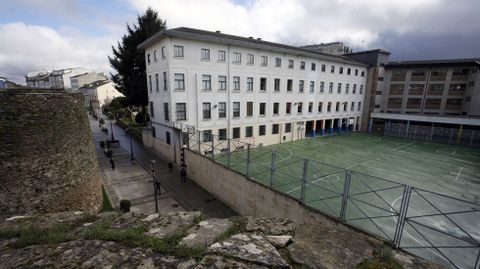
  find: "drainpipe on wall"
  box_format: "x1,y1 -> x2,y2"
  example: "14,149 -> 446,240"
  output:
227,44 -> 231,139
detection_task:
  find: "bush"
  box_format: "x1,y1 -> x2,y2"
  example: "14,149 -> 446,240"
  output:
120,200 -> 131,213
135,112 -> 145,124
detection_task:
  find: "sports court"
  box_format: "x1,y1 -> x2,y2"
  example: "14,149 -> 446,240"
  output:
210,132 -> 480,268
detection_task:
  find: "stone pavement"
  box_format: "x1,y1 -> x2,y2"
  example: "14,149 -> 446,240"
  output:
88,114 -> 236,218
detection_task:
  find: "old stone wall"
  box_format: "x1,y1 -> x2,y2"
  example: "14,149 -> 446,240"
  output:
0,88 -> 102,217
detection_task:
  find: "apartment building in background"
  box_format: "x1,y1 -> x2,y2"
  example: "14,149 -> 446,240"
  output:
78,80 -> 124,112
70,72 -> 108,92
25,67 -> 89,90
138,27 -> 368,147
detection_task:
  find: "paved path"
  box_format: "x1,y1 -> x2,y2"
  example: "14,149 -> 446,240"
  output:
89,114 -> 236,218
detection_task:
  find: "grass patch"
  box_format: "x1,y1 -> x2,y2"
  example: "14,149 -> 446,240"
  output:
8,223 -> 76,248
117,118 -> 144,138
215,216 -> 247,242
100,186 -> 114,212
356,247 -> 404,269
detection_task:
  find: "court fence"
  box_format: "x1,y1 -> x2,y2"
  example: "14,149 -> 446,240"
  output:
175,122 -> 480,269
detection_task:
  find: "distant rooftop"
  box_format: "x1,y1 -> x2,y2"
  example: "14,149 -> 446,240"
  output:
386,58 -> 480,68
138,27 -> 367,66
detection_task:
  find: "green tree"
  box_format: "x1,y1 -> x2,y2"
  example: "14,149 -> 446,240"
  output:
109,7 -> 166,108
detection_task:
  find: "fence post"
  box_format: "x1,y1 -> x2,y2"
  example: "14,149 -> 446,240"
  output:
211,134 -> 215,160
198,131 -> 202,154
227,139 -> 231,168
270,150 -> 276,187
393,185 -> 412,248
246,144 -> 251,177
300,159 -> 308,205
340,170 -> 351,220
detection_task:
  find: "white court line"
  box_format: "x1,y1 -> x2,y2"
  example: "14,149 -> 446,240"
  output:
454,167 -> 463,182
286,174 -> 339,194
391,141 -> 416,152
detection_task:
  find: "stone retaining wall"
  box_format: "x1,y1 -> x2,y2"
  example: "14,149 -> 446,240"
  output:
0,89 -> 102,217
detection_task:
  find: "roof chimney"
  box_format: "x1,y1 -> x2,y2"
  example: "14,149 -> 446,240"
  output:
215,30 -> 221,33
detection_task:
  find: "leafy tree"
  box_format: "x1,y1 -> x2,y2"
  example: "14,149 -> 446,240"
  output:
109,8 -> 166,109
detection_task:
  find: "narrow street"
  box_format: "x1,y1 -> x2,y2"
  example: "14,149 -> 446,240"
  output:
89,114 -> 236,218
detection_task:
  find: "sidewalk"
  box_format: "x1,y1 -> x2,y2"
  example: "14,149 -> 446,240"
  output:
89,114 -> 236,218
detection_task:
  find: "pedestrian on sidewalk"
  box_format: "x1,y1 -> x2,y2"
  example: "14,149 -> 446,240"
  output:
155,176 -> 161,195
180,166 -> 187,182
168,162 -> 173,174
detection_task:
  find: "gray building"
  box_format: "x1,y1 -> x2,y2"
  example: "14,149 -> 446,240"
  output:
70,72 -> 108,92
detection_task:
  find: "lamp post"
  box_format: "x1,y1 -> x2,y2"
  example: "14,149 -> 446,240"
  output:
109,112 -> 115,141
127,123 -> 135,161
181,144 -> 187,167
151,160 -> 159,213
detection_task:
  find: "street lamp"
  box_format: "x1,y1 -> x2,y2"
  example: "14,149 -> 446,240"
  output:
126,123 -> 135,161
109,112 -> 115,141
151,160 -> 159,213
181,144 -> 187,167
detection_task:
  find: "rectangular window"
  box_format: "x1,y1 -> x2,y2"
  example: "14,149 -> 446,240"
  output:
161,46 -> 166,59
155,73 -> 159,91
246,101 -> 253,116
176,103 -> 186,120
259,125 -> 266,136
351,102 -> 355,111
272,124 -> 279,134
299,80 -> 304,92
201,48 -> 210,60
247,77 -> 253,91
358,102 -> 362,111
163,71 -> 167,91
163,103 -> 169,121
355,69 -> 359,76
202,75 -> 211,90
218,76 -> 226,91
300,61 -> 305,70
353,84 -> 357,94
275,57 -> 281,67
153,50 -> 157,61
203,130 -> 212,142
245,126 -> 253,137
321,64 -> 326,72
233,102 -> 240,117
310,81 -> 315,92
174,45 -> 184,57
308,102 -> 313,113
218,128 -> 227,140
320,82 -> 324,93
339,67 -> 344,74
345,83 -> 350,94
247,54 -> 254,65
343,102 -> 347,112
232,127 -> 240,139
273,102 -> 279,115
360,85 -> 364,94
218,102 -> 226,118
218,50 -> 226,62
174,73 -> 184,90
361,71 -> 365,77
347,68 -> 351,75
335,102 -> 339,112
149,101 -> 154,117
261,56 -> 268,66
233,52 -> 241,63
328,82 -> 333,93
286,102 -> 291,114
327,102 -> 331,112
203,102 -> 211,119
260,77 -> 267,91
287,79 -> 292,92
147,54 -> 151,65
331,65 -> 335,73
166,131 -> 171,144
288,59 -> 294,69
318,102 -> 323,112
148,75 -> 152,92
297,102 -> 303,113
337,83 -> 342,94
311,63 -> 316,71
233,76 -> 240,91
274,78 -> 280,92
259,103 -> 266,116
285,123 -> 292,133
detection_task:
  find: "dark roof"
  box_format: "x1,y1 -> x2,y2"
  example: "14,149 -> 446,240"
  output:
138,27 -> 367,66
386,58 -> 480,69
78,80 -> 111,90
346,49 -> 391,56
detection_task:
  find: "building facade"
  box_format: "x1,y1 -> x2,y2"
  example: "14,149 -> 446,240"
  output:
25,67 -> 89,90
78,80 -> 124,113
70,72 -> 108,92
139,27 -> 368,147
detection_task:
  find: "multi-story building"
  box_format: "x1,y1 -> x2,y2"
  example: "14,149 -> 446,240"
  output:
25,67 -> 89,90
301,42 -> 352,55
70,72 -> 108,92
78,80 -> 123,113
139,27 -> 368,147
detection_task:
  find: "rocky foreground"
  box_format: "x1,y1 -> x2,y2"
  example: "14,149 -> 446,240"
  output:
0,211 -> 443,269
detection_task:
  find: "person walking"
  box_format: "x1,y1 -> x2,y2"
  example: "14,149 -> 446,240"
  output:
180,166 -> 187,182
168,162 -> 173,174
155,176 -> 161,195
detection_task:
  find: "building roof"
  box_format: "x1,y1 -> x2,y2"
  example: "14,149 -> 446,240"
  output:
138,27 -> 368,67
346,49 -> 391,56
386,58 -> 480,69
78,80 -> 111,90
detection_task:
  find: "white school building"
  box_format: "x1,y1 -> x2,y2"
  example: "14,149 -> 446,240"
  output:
139,27 -> 367,148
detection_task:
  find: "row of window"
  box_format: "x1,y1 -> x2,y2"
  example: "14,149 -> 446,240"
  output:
153,101 -> 362,122
148,72 -> 364,95
390,68 -> 476,82
202,123 -> 293,142
387,98 -> 464,110
147,45 -> 366,76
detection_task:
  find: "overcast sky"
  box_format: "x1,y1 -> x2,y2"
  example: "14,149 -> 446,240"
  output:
1,0 -> 479,84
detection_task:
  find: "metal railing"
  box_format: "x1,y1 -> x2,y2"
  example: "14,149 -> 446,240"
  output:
174,122 -> 480,269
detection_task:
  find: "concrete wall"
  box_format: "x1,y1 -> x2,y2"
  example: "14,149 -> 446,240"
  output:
0,89 -> 103,217
143,128 -> 179,164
